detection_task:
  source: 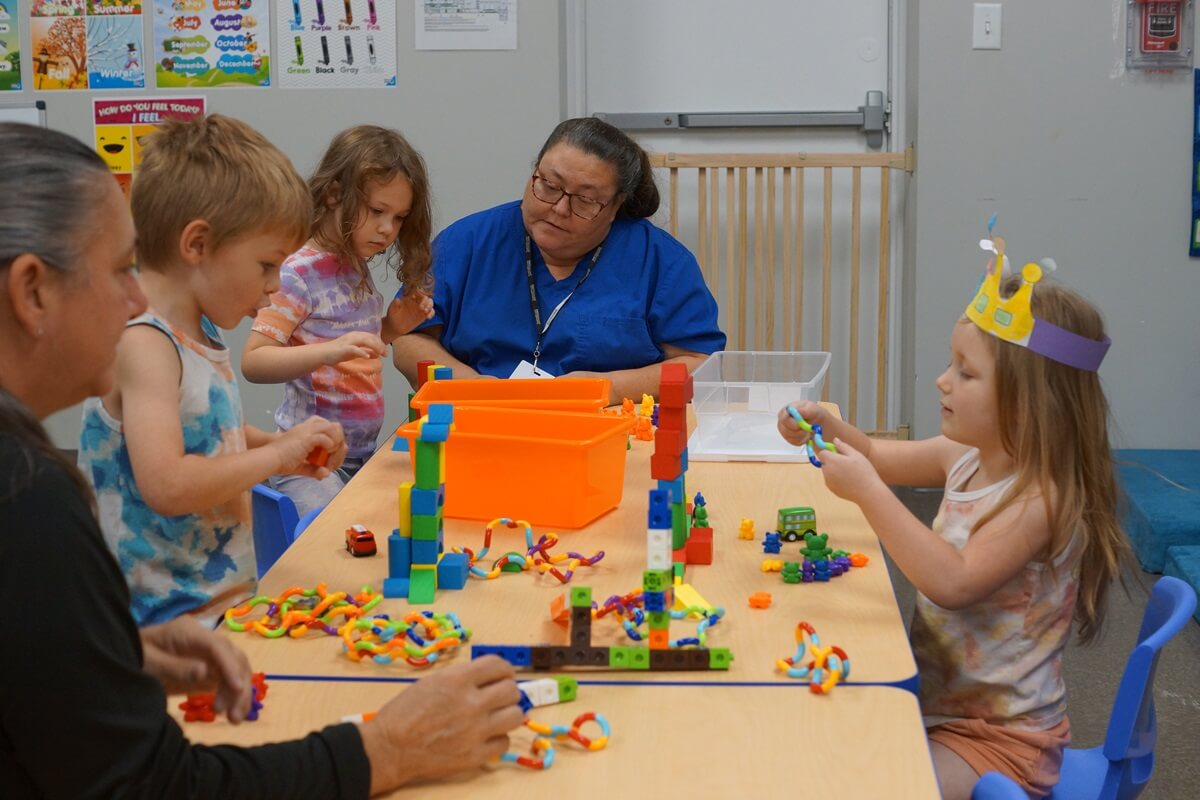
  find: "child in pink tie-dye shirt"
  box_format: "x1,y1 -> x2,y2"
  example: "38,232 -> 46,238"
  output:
779,242 -> 1129,799
243,126 -> 435,516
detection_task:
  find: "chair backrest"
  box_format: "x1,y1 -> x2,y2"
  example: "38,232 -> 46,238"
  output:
250,484 -> 299,578
972,771 -> 1029,799
293,504 -> 325,543
1101,575 -> 1197,793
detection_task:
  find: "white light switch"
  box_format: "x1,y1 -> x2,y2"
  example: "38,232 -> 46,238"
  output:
973,3 -> 1002,50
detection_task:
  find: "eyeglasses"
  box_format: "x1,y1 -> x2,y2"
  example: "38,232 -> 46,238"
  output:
530,173 -> 613,221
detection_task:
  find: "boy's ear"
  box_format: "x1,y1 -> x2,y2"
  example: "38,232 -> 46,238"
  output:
178,220 -> 211,266
324,181 -> 342,209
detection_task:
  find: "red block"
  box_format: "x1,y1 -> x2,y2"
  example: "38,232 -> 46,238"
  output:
659,362 -> 689,385
416,359 -> 434,389
658,380 -> 694,408
686,527 -> 713,565
653,426 -> 688,457
650,452 -> 682,481
656,405 -> 686,431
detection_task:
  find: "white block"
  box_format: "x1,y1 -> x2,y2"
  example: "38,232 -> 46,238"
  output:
518,678 -> 560,707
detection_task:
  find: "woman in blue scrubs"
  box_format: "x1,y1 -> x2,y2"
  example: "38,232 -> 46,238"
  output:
391,117 -> 725,402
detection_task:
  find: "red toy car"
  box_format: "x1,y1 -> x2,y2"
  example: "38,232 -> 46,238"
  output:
345,524 -> 377,557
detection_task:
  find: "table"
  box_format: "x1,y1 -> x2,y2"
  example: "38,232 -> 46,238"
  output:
229,410 -> 917,689
171,681 -> 939,799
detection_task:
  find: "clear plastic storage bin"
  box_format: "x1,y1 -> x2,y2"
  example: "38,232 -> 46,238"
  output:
689,351 -> 831,462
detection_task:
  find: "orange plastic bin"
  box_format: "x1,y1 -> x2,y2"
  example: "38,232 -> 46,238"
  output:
408,378 -> 611,416
395,406 -> 634,529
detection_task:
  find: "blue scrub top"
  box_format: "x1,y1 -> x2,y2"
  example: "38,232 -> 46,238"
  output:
412,201 -> 726,378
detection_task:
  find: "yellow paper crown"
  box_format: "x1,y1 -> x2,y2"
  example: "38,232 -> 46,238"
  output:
964,224 -> 1110,372
964,236 -> 1045,347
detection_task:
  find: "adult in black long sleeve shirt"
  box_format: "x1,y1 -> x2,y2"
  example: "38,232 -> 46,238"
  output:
0,122 -> 522,800
0,437 -> 370,799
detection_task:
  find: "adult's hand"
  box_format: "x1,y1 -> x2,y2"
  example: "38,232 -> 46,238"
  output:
359,655 -> 523,794
140,617 -> 255,722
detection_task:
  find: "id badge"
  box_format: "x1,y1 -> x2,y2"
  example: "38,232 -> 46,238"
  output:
510,359 -> 555,379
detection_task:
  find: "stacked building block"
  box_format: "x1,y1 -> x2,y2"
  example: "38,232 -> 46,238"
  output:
649,363 -> 712,570
385,403 -> 469,603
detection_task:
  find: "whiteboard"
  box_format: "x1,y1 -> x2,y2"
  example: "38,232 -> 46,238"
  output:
583,0 -> 889,115
0,101 -> 46,127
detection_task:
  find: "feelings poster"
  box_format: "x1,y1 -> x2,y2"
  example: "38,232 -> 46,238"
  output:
153,0 -> 270,88
276,0 -> 396,89
93,96 -> 205,201
0,2 -> 20,91
30,0 -> 145,91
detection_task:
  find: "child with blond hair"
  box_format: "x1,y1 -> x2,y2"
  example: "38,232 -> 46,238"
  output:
780,230 -> 1128,798
79,114 -> 346,626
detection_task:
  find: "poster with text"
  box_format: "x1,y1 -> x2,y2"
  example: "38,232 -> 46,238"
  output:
94,96 -> 205,201
0,2 -> 21,91
416,0 -> 516,51
31,0 -> 144,91
277,0 -> 396,88
153,0 -> 270,88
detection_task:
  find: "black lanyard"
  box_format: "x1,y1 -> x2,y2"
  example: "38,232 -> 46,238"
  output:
524,235 -> 603,369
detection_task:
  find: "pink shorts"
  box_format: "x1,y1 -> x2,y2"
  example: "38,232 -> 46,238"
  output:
928,717 -> 1072,798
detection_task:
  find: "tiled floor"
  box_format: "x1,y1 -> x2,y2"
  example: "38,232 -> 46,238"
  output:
891,487 -> 1200,799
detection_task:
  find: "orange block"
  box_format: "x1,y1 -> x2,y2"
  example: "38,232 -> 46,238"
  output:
550,593 -> 569,624
648,629 -> 670,650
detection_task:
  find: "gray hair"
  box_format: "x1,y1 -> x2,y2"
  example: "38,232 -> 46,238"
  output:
535,117 -> 660,219
0,123 -> 113,277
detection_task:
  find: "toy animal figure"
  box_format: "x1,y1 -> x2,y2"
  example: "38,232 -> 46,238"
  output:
800,532 -> 832,561
762,531 -> 782,555
737,518 -> 755,540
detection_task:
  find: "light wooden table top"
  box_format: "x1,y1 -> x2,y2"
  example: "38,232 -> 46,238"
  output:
170,680 -> 939,799
229,406 -> 917,688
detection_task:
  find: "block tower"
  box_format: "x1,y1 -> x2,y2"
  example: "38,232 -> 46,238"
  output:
648,363 -> 712,580
384,402 -> 469,603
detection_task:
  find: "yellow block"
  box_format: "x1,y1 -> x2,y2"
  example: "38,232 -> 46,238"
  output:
398,482 -> 412,537
672,583 -> 711,619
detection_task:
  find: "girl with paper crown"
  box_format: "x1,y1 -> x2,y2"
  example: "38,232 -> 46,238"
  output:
778,220 -> 1127,799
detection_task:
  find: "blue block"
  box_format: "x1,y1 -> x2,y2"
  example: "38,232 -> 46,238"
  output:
643,591 -> 666,612
657,476 -> 685,503
410,486 -> 444,516
427,404 -> 454,425
433,366 -> 452,381
680,447 -> 688,472
419,422 -> 451,443
388,531 -> 410,578
391,436 -> 409,452
472,645 -> 532,667
412,537 -> 439,565
518,690 -> 533,713
437,551 -> 470,590
1165,546 -> 1200,624
383,577 -> 410,598
648,489 -> 672,528
1117,450 -> 1200,572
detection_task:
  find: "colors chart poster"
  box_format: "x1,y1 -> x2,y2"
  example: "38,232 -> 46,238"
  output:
31,1 -> 145,91
93,96 -> 205,201
153,0 -> 270,88
0,2 -> 20,91
277,0 -> 396,89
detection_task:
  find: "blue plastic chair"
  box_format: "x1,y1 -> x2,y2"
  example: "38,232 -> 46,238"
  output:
293,503 -> 326,543
250,484 -> 299,578
1044,575 -> 1197,800
972,771 -> 1028,799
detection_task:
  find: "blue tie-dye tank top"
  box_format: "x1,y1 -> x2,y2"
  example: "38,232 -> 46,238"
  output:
79,311 -> 255,627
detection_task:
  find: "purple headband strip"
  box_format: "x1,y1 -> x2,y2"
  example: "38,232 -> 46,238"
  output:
1028,321 -> 1111,372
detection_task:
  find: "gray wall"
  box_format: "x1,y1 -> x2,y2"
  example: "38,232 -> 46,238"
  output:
38,1 -> 563,447
908,1 -> 1200,447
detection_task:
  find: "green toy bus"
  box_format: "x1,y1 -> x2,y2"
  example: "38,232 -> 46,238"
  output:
777,506 -> 817,542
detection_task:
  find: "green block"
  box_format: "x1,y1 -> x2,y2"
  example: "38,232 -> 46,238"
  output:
646,611 -> 670,629
672,562 -> 685,581
642,569 -> 670,592
671,502 -> 688,550
609,647 -> 650,671
411,513 -> 442,540
570,586 -> 592,608
408,569 -> 437,605
708,647 -> 732,670
554,675 -> 579,701
407,391 -> 418,422
414,441 -> 442,489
